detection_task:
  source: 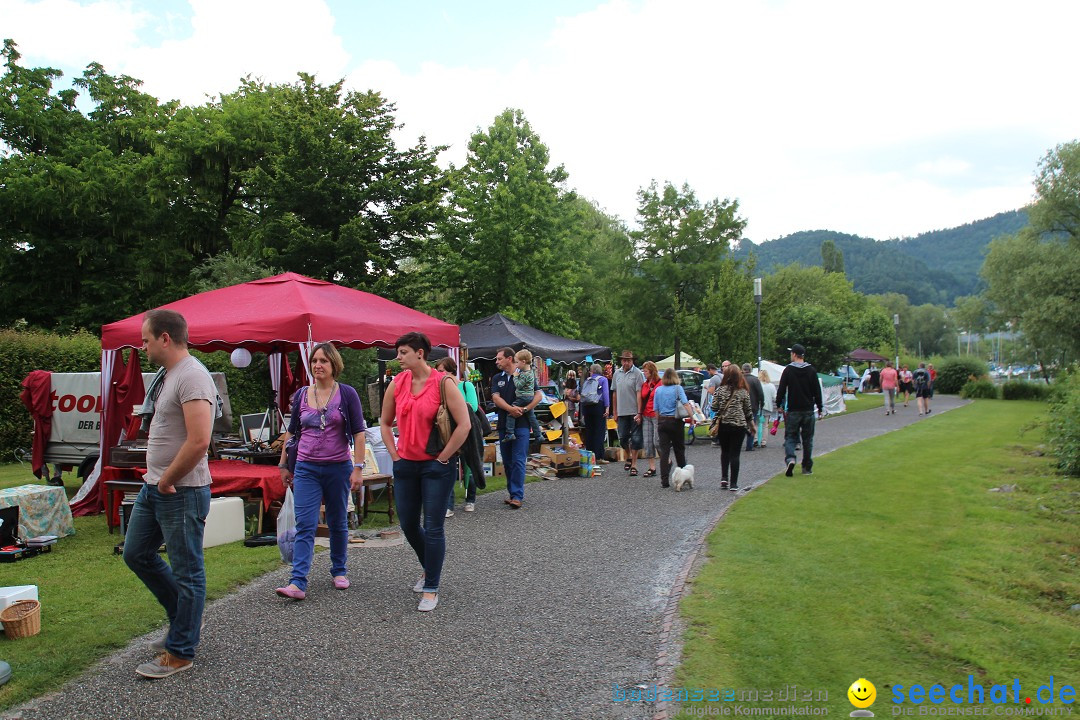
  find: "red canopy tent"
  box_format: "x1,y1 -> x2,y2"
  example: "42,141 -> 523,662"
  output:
72,272 -> 459,516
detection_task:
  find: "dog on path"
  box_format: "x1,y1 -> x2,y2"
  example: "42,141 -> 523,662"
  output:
672,464 -> 694,492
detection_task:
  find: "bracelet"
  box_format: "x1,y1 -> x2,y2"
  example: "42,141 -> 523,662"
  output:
278,464 -> 288,469
437,458 -> 449,465
353,462 -> 365,469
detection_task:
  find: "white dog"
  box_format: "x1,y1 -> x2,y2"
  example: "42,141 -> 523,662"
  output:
672,464 -> 695,492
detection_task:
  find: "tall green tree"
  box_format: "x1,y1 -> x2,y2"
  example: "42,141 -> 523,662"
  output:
630,181 -> 747,360
820,238 -> 845,274
426,108 -> 580,334
683,259 -> 757,365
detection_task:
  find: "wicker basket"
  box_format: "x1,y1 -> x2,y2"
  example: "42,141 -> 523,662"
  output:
1,599 -> 41,639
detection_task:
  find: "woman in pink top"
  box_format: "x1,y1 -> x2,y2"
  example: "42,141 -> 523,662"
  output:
880,360 -> 899,416
379,332 -> 471,612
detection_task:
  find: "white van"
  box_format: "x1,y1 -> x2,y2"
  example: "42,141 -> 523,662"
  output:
37,372 -> 232,480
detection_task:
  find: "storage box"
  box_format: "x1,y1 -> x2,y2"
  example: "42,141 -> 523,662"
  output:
540,444 -> 581,476
483,444 -> 497,463
203,496 -> 245,548
605,447 -> 627,462
0,585 -> 38,631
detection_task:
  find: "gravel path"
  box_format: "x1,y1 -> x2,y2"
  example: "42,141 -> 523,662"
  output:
9,396 -> 967,720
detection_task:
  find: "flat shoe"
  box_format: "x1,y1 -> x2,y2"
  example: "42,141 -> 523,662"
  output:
418,594 -> 438,612
413,576 -> 426,593
275,585 -> 306,600
333,576 -> 350,590
508,499 -> 522,509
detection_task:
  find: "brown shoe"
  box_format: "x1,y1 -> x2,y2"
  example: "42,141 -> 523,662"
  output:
507,499 -> 522,509
135,651 -> 193,679
503,498 -> 513,505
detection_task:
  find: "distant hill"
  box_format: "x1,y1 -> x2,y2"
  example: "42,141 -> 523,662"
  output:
733,210 -> 1029,305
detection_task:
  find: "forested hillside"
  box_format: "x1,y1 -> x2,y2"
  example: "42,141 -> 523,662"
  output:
734,210 -> 1029,305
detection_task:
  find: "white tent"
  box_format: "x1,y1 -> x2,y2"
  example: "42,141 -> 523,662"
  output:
655,351 -> 704,370
753,360 -> 845,416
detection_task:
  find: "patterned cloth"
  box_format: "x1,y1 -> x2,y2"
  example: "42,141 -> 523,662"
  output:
0,485 -> 75,538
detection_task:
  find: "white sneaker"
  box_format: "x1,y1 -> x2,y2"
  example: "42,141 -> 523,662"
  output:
417,594 -> 438,612
445,508 -> 454,517
463,502 -> 475,512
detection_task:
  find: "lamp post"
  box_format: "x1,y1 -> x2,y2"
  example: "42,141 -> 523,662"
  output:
754,278 -> 763,371
893,314 -> 900,369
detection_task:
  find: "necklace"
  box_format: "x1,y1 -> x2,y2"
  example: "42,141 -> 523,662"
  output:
312,382 -> 337,431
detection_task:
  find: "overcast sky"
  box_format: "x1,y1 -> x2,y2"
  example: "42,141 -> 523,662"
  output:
4,0 -> 1077,242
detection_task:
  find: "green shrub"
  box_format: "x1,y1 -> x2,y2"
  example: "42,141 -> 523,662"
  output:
960,379 -> 999,399
1046,369 -> 1080,476
934,356 -> 987,394
1000,380 -> 1051,401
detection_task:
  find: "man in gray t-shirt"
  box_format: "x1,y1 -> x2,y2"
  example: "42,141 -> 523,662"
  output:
124,309 -> 215,680
611,350 -> 645,474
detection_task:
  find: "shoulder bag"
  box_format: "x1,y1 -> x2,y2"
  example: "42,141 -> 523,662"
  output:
424,374 -> 457,457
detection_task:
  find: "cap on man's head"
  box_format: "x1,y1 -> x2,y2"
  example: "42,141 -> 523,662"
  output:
789,344 -> 806,357
619,350 -> 635,360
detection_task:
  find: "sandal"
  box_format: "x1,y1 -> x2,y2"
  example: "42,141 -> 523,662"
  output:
629,467 -> 638,476
623,461 -> 632,471
643,469 -> 656,477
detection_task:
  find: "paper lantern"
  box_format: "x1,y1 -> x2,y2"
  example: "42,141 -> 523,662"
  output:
230,348 -> 252,368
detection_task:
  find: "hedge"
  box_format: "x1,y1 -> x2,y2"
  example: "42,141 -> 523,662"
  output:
933,356 -> 988,394
960,379 -> 999,399
1046,369 -> 1080,476
1000,380 -> 1051,401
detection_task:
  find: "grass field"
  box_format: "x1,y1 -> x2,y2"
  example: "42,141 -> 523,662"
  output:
675,400 -> 1079,716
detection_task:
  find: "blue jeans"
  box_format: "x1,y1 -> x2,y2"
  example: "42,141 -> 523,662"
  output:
123,484 -> 210,660
394,458 -> 456,592
500,425 -> 529,501
290,460 -> 352,591
784,410 -> 816,471
746,411 -> 761,451
444,458 -> 460,511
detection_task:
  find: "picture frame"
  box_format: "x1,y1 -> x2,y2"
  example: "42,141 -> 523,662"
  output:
240,413 -> 271,443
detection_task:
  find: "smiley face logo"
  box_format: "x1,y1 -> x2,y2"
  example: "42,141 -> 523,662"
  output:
847,678 -> 876,708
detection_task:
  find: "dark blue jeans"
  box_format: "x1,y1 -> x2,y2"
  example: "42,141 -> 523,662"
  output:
784,410 -> 816,471
394,458 -> 456,593
290,460 -> 352,591
123,484 -> 210,660
499,425 -> 529,501
745,411 -> 761,451
581,403 -> 607,462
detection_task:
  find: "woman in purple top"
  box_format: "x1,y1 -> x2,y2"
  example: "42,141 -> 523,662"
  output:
275,343 -> 367,600
581,362 -> 611,464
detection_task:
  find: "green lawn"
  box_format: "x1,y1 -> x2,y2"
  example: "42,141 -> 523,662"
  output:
675,400 -> 1079,716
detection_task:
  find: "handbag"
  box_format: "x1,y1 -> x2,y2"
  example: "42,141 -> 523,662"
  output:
424,374 -> 457,457
674,388 -> 690,420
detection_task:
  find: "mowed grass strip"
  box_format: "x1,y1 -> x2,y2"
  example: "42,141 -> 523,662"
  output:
676,400 -> 1078,716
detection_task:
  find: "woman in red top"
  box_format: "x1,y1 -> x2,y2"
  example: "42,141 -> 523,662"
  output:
639,361 -> 662,478
379,332 -> 471,612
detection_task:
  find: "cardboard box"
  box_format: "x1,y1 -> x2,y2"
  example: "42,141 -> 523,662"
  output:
204,497 -> 244,548
540,444 -> 581,476
483,444 -> 497,463
605,447 -> 627,462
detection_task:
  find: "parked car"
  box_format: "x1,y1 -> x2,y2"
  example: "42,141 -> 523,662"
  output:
676,369 -> 704,405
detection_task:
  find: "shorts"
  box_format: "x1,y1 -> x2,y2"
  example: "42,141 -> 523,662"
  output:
899,382 -> 913,393
641,415 -> 659,458
916,386 -> 932,399
616,415 -> 644,450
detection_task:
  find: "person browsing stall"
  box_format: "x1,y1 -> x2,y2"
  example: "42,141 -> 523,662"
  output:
652,369 -> 695,489
380,333 -> 472,611
492,347 -> 543,508
275,343 -> 367,601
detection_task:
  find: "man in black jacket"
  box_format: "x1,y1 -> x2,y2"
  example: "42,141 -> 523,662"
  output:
775,344 -> 823,476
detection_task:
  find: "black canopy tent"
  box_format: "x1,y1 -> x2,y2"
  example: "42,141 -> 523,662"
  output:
378,313 -> 611,364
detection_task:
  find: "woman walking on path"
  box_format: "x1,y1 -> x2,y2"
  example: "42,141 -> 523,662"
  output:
899,365 -> 914,407
639,361 -> 662,478
653,369 -> 695,489
711,365 -> 755,491
758,368 -> 776,447
580,363 -> 611,464
436,357 -> 478,516
276,344 -> 367,601
380,333 -> 472,612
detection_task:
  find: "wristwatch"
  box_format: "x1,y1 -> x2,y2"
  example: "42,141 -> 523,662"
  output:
353,462 -> 365,469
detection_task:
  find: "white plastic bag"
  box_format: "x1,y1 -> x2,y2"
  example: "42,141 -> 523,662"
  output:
277,488 -> 296,564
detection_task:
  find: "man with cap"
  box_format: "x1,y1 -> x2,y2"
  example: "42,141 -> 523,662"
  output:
775,344 -> 823,477
611,349 -> 645,475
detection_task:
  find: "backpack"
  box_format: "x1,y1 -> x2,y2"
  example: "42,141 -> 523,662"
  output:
580,376 -> 601,405
913,369 -> 929,390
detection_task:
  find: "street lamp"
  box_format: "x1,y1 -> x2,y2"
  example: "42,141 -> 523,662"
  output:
754,278 -> 763,371
893,314 -> 900,369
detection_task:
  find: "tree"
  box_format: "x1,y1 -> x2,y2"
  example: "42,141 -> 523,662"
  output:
425,109 -> 580,334
773,304 -> 852,374
189,252 -> 280,293
820,239 -> 845,274
683,260 -> 757,365
1030,141 -> 1080,243
630,181 -> 747,360
950,295 -> 990,354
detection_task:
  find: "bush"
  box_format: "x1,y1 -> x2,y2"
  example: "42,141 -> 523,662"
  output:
960,379 -> 999,399
934,356 -> 987,394
1000,380 -> 1051,401
1046,369 -> 1080,476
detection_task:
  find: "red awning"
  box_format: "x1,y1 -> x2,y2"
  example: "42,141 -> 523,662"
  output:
846,348 -> 889,362
101,272 -> 459,352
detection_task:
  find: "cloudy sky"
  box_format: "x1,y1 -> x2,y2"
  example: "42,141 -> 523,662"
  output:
4,0 -> 1077,242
